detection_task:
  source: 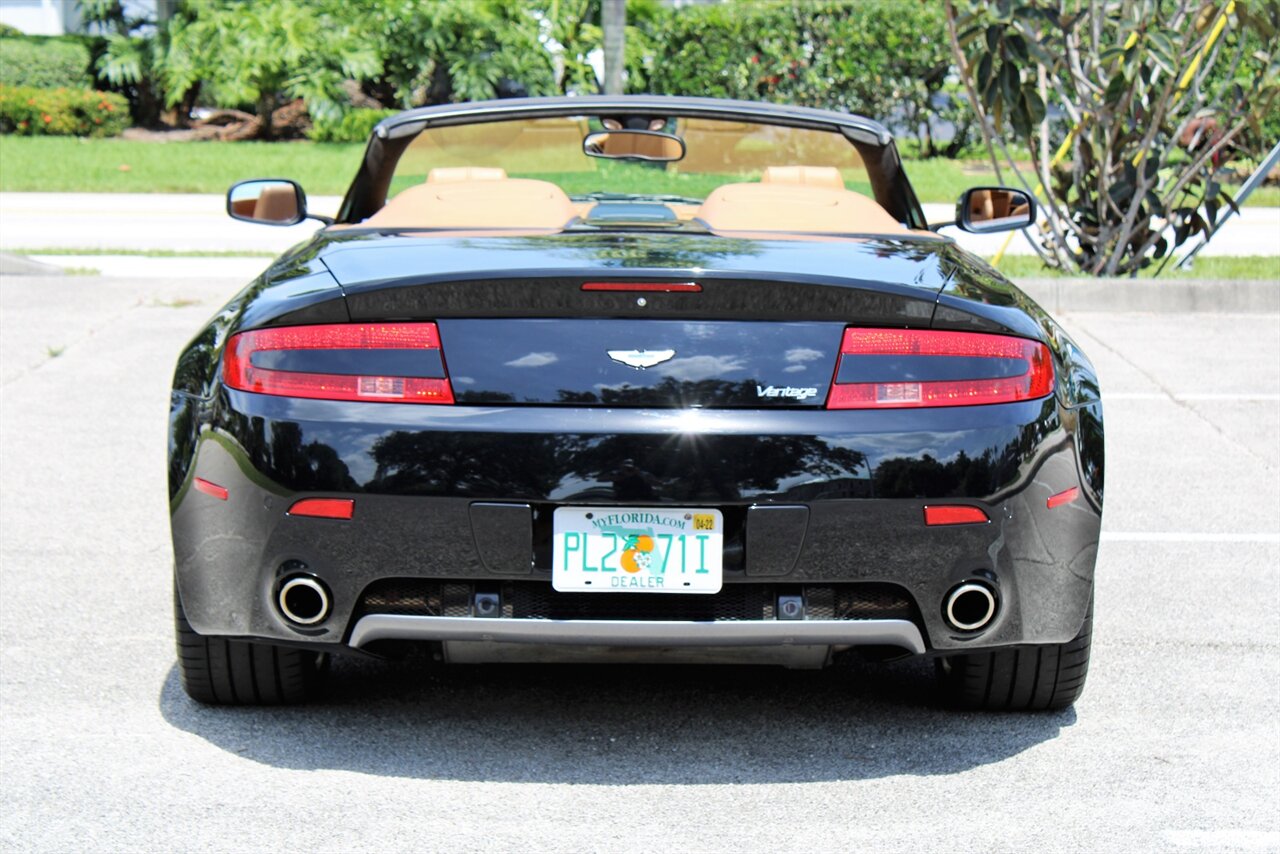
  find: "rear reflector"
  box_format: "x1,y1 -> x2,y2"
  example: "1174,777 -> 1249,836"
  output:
288,498 -> 354,519
193,477 -> 228,500
581,282 -> 702,293
1047,486 -> 1080,509
223,323 -> 453,404
826,328 -> 1054,409
924,505 -> 989,526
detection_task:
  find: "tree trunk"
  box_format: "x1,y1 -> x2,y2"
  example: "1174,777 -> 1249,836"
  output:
256,91 -> 277,141
602,0 -> 626,95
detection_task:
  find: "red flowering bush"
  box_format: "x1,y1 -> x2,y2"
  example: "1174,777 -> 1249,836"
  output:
0,85 -> 129,137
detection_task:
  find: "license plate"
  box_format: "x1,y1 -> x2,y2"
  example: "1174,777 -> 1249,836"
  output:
552,507 -> 723,594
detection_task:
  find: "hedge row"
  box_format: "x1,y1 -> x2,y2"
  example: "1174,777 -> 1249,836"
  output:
0,38 -> 92,89
0,85 -> 130,137
644,2 -> 969,156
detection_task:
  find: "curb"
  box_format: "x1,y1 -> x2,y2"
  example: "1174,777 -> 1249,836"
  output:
0,253 -> 64,276
1020,278 -> 1280,313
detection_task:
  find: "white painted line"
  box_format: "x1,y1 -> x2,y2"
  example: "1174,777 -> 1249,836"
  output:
1102,532 -> 1280,543
1105,393 -> 1280,402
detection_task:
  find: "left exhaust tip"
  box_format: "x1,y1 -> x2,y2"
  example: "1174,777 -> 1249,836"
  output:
944,582 -> 998,632
278,576 -> 331,626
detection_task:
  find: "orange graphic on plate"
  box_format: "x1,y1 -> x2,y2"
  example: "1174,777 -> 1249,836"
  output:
620,534 -> 655,573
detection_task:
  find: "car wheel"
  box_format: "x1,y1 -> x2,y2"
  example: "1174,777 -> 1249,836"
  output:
174,581 -> 323,705
938,591 -> 1093,711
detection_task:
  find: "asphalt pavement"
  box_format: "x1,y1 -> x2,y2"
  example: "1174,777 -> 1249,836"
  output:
1,274 -> 1278,852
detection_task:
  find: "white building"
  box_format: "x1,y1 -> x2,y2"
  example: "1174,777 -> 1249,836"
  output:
0,0 -> 176,35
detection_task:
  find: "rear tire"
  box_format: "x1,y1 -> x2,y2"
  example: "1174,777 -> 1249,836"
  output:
174,582 -> 323,705
938,592 -> 1092,711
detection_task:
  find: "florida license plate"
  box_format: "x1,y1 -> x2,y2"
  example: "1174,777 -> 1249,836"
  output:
552,507 -> 724,594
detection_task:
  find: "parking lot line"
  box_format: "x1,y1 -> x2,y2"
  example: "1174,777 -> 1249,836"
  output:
1106,392 -> 1280,401
1102,532 -> 1280,543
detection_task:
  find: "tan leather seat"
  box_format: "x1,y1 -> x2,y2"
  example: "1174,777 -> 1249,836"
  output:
761,166 -> 845,190
696,182 -> 904,235
358,178 -> 576,229
967,189 -> 1029,223
427,167 -> 508,183
253,185 -> 300,223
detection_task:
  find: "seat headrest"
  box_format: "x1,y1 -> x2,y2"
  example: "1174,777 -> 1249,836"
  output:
696,182 -> 904,235
359,178 -> 575,229
761,166 -> 845,190
427,167 -> 508,183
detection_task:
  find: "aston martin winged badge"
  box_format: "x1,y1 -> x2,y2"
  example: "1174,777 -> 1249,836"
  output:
607,349 -> 676,370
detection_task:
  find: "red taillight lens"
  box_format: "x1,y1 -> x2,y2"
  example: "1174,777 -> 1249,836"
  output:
924,505 -> 990,526
1047,486 -> 1079,509
288,498 -> 354,519
223,323 -> 454,404
826,328 -> 1054,410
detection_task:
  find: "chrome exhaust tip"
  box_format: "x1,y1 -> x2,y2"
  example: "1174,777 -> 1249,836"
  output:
278,576 -> 331,626
944,582 -> 997,632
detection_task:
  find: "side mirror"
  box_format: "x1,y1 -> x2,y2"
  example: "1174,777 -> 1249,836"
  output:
956,186 -> 1036,233
227,179 -> 307,226
583,129 -> 685,162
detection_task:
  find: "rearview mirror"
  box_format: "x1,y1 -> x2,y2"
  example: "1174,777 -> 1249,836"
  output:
227,179 -> 306,226
956,186 -> 1035,233
583,130 -> 685,163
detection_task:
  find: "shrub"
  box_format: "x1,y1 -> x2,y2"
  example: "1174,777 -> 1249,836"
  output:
642,1 -> 970,156
945,0 -> 1280,276
0,38 -> 92,89
0,85 -> 130,137
309,107 -> 398,142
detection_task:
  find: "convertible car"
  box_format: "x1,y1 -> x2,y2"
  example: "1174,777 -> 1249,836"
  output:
170,96 -> 1102,709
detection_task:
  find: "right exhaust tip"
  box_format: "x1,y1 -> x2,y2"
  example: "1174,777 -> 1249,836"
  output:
278,575 -> 331,626
945,582 -> 998,632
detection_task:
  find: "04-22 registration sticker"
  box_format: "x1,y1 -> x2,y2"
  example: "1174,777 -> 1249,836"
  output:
551,507 -> 724,594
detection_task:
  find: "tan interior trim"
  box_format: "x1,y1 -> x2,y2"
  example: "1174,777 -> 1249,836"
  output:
427,167 -> 508,183
695,183 -> 905,235
355,178 -> 577,229
760,166 -> 845,190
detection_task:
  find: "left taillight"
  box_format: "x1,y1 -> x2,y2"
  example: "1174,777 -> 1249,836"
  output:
223,323 -> 454,404
826,328 -> 1054,410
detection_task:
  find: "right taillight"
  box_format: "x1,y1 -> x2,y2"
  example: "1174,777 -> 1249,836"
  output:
223,322 -> 454,404
826,328 -> 1054,409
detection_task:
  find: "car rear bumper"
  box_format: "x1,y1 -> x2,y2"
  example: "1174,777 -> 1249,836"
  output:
348,614 -> 926,653
170,391 -> 1102,656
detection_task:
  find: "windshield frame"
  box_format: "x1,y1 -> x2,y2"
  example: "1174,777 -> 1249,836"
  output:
335,95 -> 927,231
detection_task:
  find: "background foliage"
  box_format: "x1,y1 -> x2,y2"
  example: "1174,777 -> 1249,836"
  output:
645,1 -> 975,156
0,38 -> 92,89
0,85 -> 129,136
946,0 -> 1280,276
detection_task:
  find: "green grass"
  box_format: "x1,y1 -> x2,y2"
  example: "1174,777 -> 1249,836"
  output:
1,136 -> 1274,205
995,254 -> 1280,279
0,137 -> 363,194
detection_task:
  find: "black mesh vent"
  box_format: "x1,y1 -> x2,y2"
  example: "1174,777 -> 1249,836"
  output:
358,579 -> 442,615
356,579 -> 916,623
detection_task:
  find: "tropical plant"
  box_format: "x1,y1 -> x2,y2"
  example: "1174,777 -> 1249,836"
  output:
80,0 -> 168,125
159,0 -> 380,137
644,2 -> 970,155
308,107 -> 398,143
360,0 -> 554,106
944,0 -> 1280,276
545,0 -> 658,95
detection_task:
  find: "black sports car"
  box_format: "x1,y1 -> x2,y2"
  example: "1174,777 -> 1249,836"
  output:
170,96 -> 1102,709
